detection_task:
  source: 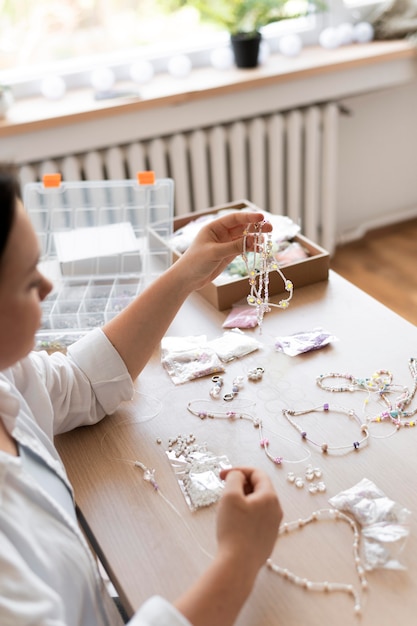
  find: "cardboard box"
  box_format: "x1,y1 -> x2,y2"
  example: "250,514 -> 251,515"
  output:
152,200 -> 329,311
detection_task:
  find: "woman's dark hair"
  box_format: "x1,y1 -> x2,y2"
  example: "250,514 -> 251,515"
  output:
0,163 -> 21,261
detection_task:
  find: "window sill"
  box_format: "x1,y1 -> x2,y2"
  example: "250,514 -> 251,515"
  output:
0,40 -> 415,139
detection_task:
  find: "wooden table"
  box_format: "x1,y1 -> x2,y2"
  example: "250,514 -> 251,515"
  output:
56,271 -> 417,625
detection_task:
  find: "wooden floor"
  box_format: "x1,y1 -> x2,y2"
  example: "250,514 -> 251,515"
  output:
330,217 -> 417,326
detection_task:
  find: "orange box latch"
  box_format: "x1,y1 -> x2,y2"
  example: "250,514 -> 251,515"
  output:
137,171 -> 155,185
42,173 -> 62,188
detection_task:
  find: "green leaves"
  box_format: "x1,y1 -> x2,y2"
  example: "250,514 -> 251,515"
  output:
159,0 -> 326,35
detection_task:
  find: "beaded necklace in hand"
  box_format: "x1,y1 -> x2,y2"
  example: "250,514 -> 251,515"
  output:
242,223 -> 293,329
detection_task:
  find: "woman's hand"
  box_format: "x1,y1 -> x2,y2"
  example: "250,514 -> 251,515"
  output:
174,467 -> 282,626
216,467 -> 282,572
176,211 -> 272,291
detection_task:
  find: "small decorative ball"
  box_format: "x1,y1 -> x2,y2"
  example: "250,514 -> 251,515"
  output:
319,27 -> 340,50
258,40 -> 271,65
354,22 -> 374,43
130,60 -> 154,84
41,75 -> 66,100
278,34 -> 303,57
168,54 -> 192,79
210,47 -> 234,70
336,22 -> 355,46
91,67 -> 115,92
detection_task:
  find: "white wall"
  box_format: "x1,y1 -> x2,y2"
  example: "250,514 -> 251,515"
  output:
337,79 -> 417,241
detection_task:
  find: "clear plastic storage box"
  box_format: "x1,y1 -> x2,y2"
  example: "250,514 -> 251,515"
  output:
24,173 -> 174,352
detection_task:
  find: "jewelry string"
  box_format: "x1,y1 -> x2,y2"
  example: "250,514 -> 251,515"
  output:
99,393 -> 214,561
316,358 -> 417,430
187,400 -> 311,466
282,403 -> 369,453
266,507 -> 368,616
371,357 -> 417,427
242,223 -> 293,329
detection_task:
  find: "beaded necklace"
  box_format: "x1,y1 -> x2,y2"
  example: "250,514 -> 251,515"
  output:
267,507 -> 368,616
316,369 -> 399,395
317,358 -> 417,429
282,403 -> 369,453
187,400 -> 311,466
242,224 -> 293,328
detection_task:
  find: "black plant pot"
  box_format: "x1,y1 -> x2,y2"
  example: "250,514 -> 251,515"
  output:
230,31 -> 262,68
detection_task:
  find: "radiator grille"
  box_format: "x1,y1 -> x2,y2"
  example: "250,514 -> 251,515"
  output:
18,102 -> 339,253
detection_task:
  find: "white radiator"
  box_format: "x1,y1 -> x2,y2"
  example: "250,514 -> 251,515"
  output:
18,102 -> 339,253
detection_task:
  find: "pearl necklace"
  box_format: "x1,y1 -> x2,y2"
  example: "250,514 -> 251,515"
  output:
282,404 -> 369,453
187,401 -> 311,466
242,225 -> 293,328
266,508 -> 368,616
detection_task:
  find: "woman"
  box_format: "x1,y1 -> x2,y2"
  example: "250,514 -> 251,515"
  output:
0,163 -> 282,626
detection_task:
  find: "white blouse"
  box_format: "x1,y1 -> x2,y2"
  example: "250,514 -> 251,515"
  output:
0,328 -> 191,626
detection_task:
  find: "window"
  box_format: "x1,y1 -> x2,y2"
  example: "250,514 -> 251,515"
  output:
0,0 -> 383,99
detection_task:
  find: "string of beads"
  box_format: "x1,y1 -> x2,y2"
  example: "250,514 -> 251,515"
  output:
266,507 -> 368,616
282,403 -> 369,453
316,369 -> 399,394
187,401 -> 311,466
242,223 -> 293,328
316,358 -> 417,429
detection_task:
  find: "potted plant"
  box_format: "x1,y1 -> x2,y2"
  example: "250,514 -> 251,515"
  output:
164,0 -> 325,68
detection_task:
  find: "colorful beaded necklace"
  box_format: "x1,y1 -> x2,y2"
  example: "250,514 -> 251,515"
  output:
282,403 -> 369,453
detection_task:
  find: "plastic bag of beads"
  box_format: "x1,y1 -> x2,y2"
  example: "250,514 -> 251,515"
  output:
207,329 -> 262,362
329,478 -> 411,570
274,327 -> 339,356
166,434 -> 232,511
222,304 -> 260,329
161,335 -> 225,385
274,240 -> 309,264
